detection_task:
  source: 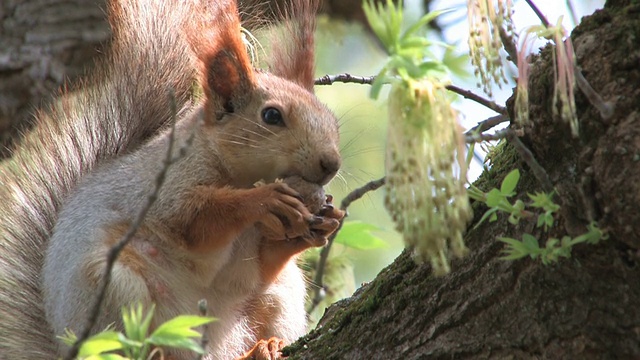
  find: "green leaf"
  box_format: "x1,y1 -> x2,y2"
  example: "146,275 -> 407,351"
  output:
485,188 -> 504,207
521,234 -> 541,254
497,237 -> 528,260
528,191 -> 560,213
78,331 -> 124,357
139,304 -> 155,341
85,354 -> 128,360
370,67 -> 389,99
500,169 -> 520,195
442,46 -> 471,79
474,208 -> 498,229
58,328 -> 78,346
151,315 -> 216,340
333,221 -> 387,250
146,336 -> 205,354
401,9 -> 450,41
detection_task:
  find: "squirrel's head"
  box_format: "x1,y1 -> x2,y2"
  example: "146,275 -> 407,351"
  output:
192,0 -> 340,187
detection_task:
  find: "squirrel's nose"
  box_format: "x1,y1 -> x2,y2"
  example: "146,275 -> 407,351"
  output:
318,152 -> 341,185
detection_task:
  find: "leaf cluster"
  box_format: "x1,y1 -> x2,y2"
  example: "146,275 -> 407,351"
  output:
60,303 -> 215,360
468,169 -> 607,265
362,0 -> 452,97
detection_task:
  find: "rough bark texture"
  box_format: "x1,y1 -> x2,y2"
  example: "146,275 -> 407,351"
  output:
285,0 -> 640,358
0,0 -> 109,157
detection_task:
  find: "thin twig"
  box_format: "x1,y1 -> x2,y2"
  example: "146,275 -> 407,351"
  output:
506,130 -> 554,193
339,177 -> 387,210
465,114 -> 510,135
525,0 -> 551,27
445,84 -> 508,115
499,27 -> 518,67
315,74 -> 376,85
314,74 -> 508,115
195,299 -> 210,360
574,68 -> 615,120
465,128 -> 520,143
66,93 -> 201,359
308,177 -> 386,314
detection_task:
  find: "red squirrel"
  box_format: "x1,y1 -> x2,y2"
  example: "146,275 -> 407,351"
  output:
0,0 -> 343,359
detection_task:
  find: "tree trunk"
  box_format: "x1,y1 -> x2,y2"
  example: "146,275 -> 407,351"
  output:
0,0 -> 109,157
286,1 -> 640,358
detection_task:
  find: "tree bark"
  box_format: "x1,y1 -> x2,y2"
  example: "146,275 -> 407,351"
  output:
285,1 -> 640,358
0,0 -> 109,157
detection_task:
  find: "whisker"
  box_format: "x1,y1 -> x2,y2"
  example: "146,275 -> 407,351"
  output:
341,146 -> 384,159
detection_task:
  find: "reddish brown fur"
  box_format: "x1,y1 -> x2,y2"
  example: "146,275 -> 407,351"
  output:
102,223 -> 150,278
268,0 -> 319,92
188,0 -> 257,122
259,240 -> 312,284
183,186 -> 264,253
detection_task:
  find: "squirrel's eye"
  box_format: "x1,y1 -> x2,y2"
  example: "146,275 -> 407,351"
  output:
261,107 -> 284,126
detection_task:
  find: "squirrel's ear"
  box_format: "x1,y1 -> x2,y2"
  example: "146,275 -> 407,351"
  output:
267,0 -> 318,93
190,3 -> 256,121
203,42 -> 256,114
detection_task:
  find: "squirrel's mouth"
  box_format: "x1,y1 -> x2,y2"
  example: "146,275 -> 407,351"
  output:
279,172 -> 327,187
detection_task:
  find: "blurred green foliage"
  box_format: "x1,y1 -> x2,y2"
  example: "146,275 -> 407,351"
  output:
314,17 -> 405,285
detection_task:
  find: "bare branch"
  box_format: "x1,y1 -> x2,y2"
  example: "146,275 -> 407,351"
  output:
315,74 -> 508,116
315,74 -> 376,85
465,128 -> 520,143
506,130 -> 554,193
574,68 -> 615,120
195,299 -> 210,360
445,84 -> 508,115
525,0 -> 551,27
66,92 -> 201,359
308,177 -> 386,314
465,114 -> 510,135
499,27 -> 518,67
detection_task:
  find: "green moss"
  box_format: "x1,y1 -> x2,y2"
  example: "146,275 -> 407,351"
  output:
473,141 -> 521,192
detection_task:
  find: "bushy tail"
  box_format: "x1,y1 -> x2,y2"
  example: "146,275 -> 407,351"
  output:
0,1 -> 199,358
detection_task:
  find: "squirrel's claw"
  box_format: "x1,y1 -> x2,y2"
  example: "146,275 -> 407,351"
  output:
236,337 -> 285,360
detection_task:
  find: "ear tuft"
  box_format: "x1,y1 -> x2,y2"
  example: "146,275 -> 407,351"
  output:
267,0 -> 319,93
187,1 -> 256,120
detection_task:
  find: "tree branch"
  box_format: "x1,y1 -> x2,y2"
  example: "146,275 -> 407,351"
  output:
525,0 -> 551,27
444,84 -> 508,115
314,74 -> 508,115
506,130 -> 554,193
315,73 -> 376,85
465,114 -> 510,135
465,128 -> 520,143
574,68 -> 615,120
308,177 -> 386,314
196,299 -> 210,360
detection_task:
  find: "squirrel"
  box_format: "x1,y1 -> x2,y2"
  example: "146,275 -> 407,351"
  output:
0,0 -> 344,359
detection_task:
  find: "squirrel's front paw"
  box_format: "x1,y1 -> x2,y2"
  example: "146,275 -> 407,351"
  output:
237,337 -> 285,360
255,183 -> 313,240
304,195 -> 346,247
